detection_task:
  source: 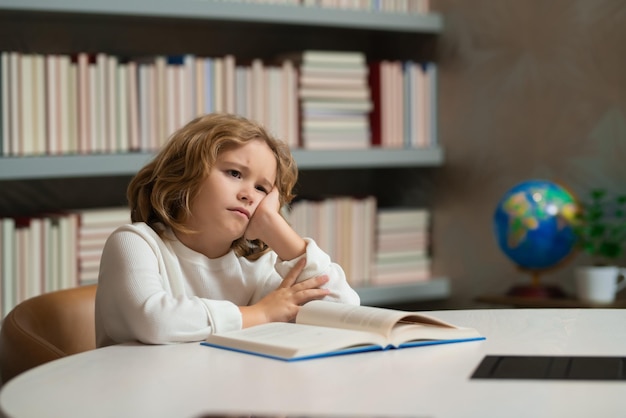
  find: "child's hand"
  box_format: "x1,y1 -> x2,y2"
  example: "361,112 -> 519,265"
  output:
245,186 -> 308,268
244,187 -> 281,243
239,258 -> 330,327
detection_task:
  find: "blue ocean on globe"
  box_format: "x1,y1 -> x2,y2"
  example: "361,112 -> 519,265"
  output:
493,180 -> 579,270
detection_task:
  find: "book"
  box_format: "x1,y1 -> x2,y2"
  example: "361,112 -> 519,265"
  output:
76,52 -> 90,154
1,217 -> 16,317
94,53 -> 107,153
45,54 -> 59,155
0,51 -> 8,156
202,300 -> 484,361
67,60 -> 79,154
424,61 -> 438,146
278,50 -> 366,68
58,55 -> 72,154
9,52 -> 21,156
299,87 -> 370,101
32,54 -> 46,156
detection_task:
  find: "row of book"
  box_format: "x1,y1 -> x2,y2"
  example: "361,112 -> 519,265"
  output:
210,0 -> 431,14
0,50 -> 438,157
0,52 -> 298,156
0,207 -> 130,318
0,202 -> 431,318
285,197 -> 432,288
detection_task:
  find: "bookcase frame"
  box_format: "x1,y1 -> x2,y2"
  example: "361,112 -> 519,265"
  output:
0,0 -> 449,306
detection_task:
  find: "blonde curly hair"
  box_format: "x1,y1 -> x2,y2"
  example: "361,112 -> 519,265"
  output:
127,113 -> 298,258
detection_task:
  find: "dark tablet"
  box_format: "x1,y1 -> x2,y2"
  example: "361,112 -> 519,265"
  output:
471,355 -> 626,380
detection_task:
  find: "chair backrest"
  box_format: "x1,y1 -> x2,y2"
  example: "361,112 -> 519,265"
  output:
0,284 -> 97,384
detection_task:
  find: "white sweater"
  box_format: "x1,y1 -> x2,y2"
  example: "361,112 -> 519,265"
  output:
95,223 -> 360,347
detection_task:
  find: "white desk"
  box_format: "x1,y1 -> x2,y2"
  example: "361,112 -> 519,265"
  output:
1,309 -> 626,418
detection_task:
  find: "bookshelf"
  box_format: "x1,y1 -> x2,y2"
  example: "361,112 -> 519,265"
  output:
0,0 -> 449,306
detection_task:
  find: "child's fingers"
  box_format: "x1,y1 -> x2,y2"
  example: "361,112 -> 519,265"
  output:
292,276 -> 331,305
295,287 -> 331,304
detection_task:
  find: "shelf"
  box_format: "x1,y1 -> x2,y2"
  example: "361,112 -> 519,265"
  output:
292,147 -> 444,170
0,147 -> 444,180
0,154 -> 153,180
0,0 -> 443,33
356,278 -> 450,306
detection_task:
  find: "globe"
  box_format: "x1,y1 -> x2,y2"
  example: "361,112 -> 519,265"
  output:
493,180 -> 579,296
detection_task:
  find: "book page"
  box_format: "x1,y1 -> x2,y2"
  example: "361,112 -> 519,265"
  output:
296,301 -> 469,340
390,322 -> 483,347
296,300 -> 436,338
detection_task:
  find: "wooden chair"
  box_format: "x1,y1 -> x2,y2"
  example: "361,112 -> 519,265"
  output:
0,284 -> 98,384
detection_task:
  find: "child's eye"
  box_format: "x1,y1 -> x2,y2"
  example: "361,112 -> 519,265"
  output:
256,186 -> 269,194
227,170 -> 241,179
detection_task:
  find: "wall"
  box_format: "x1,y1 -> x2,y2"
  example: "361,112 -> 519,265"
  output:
432,0 -> 626,307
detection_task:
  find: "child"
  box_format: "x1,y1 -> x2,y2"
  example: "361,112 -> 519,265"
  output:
95,113 -> 360,347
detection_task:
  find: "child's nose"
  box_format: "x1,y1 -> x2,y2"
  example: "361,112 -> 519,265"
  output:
238,185 -> 255,204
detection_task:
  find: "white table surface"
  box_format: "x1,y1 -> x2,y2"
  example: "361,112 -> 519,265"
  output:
1,309 -> 626,418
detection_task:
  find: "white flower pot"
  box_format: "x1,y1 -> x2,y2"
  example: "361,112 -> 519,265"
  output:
574,266 -> 626,304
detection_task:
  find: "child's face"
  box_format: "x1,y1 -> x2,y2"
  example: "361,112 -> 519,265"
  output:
185,139 -> 277,255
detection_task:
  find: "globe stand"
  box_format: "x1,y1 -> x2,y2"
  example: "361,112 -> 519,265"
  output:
506,270 -> 567,299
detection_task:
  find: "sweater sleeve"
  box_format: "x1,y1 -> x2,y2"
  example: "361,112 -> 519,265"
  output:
95,226 -> 241,347
257,238 -> 361,305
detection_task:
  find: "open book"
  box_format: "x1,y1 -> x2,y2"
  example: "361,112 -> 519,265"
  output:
201,300 -> 485,361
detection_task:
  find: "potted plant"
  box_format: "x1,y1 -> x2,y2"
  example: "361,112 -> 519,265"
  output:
572,188 -> 626,304
573,188 -> 626,265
